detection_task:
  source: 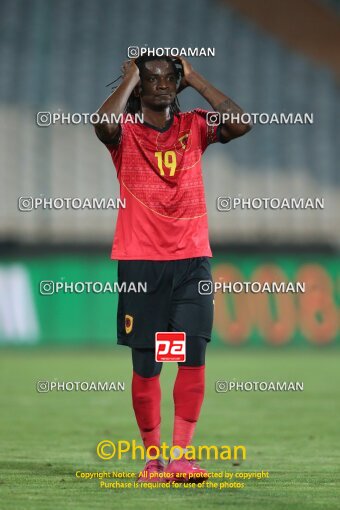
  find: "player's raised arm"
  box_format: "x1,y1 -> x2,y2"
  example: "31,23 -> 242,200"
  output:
177,57 -> 252,143
93,60 -> 140,144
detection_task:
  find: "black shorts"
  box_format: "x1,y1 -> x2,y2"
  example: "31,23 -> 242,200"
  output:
117,257 -> 214,348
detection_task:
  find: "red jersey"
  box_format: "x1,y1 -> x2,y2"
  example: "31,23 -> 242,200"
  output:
106,109 -> 222,260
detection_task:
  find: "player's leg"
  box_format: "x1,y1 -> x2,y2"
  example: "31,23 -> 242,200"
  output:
165,337 -> 209,482
131,348 -> 165,481
132,348 -> 163,454
116,260 -> 173,482
172,337 -> 207,450
165,257 -> 214,482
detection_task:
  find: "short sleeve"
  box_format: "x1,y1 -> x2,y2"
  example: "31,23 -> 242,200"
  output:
104,123 -> 125,176
192,108 -> 227,153
104,123 -> 123,152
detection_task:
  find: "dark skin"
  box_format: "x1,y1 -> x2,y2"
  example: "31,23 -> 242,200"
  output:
136,60 -> 178,126
94,57 -> 251,144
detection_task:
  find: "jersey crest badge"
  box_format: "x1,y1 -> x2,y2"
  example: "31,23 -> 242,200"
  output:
175,130 -> 191,152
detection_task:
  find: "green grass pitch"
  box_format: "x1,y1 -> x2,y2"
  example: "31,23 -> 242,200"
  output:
0,348 -> 339,510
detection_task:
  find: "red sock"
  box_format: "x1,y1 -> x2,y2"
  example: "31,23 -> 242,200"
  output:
132,371 -> 161,457
172,365 -> 205,448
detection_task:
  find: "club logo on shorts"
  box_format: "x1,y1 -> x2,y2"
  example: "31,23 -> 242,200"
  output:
155,332 -> 186,362
125,315 -> 133,334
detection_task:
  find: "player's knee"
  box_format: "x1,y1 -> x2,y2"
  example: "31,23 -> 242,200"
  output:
134,365 -> 161,378
132,349 -> 162,378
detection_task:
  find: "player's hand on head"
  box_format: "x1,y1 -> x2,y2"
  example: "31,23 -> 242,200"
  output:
121,59 -> 140,81
176,56 -> 194,88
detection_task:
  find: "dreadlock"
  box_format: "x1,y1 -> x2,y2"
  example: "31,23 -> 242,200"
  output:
124,55 -> 182,115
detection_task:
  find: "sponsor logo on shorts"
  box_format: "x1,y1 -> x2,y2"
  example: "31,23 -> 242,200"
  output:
155,332 -> 186,362
125,315 -> 133,334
